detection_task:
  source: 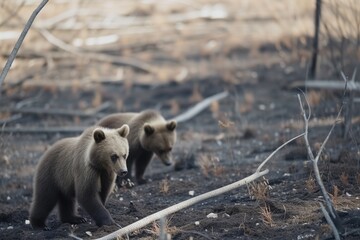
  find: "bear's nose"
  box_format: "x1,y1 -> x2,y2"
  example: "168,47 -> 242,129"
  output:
119,171 -> 128,177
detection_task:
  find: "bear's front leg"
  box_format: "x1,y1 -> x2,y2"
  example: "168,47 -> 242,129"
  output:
78,194 -> 114,226
135,151 -> 153,184
76,177 -> 114,226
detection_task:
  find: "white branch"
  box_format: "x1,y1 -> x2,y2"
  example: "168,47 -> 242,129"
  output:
319,203 -> 340,240
0,0 -> 49,88
172,91 -> 229,123
96,131 -> 303,239
96,170 -> 269,240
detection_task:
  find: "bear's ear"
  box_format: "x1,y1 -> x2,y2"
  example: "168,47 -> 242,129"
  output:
93,128 -> 106,143
117,124 -> 130,138
166,120 -> 177,131
144,123 -> 155,136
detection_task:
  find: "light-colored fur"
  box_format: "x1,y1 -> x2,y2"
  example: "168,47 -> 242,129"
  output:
29,125 -> 129,229
97,110 -> 177,184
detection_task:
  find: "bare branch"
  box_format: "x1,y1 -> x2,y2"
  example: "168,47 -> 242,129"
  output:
298,93 -> 344,234
0,0 -> 49,88
172,91 -> 229,123
319,203 -> 341,240
95,131 -> 303,239
95,170 -> 269,240
256,132 -> 305,173
37,28 -> 154,73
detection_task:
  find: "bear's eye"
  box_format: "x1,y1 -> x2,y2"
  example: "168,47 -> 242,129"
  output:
111,154 -> 119,163
122,154 -> 127,159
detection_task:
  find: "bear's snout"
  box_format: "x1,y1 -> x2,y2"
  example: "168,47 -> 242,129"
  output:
118,170 -> 128,177
161,156 -> 173,166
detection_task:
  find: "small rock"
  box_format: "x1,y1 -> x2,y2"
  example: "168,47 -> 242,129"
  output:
7,226 -> 13,230
194,221 -> 200,226
6,196 -> 11,201
346,192 -> 352,197
206,213 -> 218,219
25,220 -> 30,225
223,213 -> 230,218
189,190 -> 195,196
119,197 -> 123,201
85,231 -> 92,237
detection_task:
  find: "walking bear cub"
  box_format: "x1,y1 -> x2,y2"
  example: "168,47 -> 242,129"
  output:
29,125 -> 130,229
97,110 -> 177,185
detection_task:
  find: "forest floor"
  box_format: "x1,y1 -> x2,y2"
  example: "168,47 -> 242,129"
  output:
0,1 -> 360,239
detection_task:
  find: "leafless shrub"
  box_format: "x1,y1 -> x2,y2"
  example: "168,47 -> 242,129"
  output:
321,0 -> 360,74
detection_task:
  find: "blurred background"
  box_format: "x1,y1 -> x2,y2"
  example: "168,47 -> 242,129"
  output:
1,0 -> 359,96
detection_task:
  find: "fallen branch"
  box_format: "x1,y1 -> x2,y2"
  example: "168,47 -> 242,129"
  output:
1,102 -> 111,118
95,132 -> 304,240
173,91 -> 229,123
38,28 -> 153,73
0,0 -> 49,89
0,92 -> 228,134
0,126 -> 85,134
289,80 -> 360,91
0,114 -> 22,125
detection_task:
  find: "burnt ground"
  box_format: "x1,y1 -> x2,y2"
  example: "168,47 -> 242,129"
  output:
0,1 -> 360,239
1,55 -> 360,240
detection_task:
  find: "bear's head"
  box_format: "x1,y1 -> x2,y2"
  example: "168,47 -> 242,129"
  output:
140,120 -> 177,166
90,125 -> 130,177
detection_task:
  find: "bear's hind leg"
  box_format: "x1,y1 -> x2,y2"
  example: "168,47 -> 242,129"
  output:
58,194 -> 86,224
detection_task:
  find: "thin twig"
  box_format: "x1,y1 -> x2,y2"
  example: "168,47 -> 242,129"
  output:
256,132 -> 305,172
0,0 -> 49,88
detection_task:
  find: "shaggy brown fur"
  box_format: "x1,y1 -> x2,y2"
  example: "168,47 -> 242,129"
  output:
97,110 -> 177,185
29,125 -> 129,229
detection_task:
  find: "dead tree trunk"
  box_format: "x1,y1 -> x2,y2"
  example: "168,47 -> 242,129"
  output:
309,0 -> 322,80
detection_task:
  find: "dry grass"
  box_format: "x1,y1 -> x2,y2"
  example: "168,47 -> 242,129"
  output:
260,204 -> 274,226
151,218 -> 178,240
239,92 -> 255,114
339,172 -> 349,186
248,178 -> 270,201
198,154 -> 224,177
305,175 -> 317,193
330,185 -> 340,206
306,90 -> 322,107
160,178 -> 170,194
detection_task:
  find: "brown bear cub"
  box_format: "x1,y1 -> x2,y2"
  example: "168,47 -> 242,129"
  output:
29,125 -> 130,230
97,110 -> 177,185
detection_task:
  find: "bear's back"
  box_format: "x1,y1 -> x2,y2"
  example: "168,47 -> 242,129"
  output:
98,113 -> 137,129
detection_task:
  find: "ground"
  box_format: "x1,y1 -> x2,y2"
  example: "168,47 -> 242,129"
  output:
0,1 -> 360,239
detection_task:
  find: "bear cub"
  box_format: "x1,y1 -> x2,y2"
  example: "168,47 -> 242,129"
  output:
97,110 -> 177,185
29,125 -> 129,229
